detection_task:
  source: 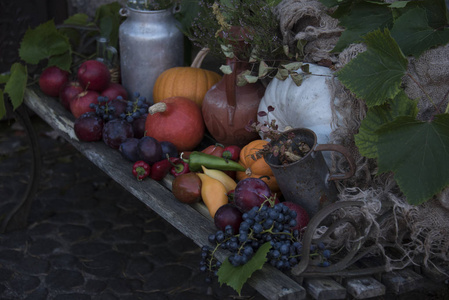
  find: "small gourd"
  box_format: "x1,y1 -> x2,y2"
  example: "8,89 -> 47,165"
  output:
236,140 -> 280,193
145,97 -> 205,152
152,48 -> 222,107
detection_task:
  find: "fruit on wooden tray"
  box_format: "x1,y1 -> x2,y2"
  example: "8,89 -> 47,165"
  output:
119,137 -> 141,162
74,112 -> 104,142
145,97 -> 205,152
100,82 -> 128,100
77,60 -> 111,92
213,204 -> 243,233
172,172 -> 202,204
282,201 -> 309,231
160,141 -> 178,159
236,139 -> 279,192
131,115 -> 147,139
39,66 -> 70,97
201,165 -> 236,193
153,66 -> 221,107
234,178 -> 275,212
59,81 -> 83,110
70,90 -> 100,119
102,118 -> 134,149
197,173 -> 228,218
137,136 -> 163,165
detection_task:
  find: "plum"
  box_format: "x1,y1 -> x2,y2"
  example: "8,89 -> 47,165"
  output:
283,201 -> 310,231
214,204 -> 243,232
234,178 -> 273,212
119,138 -> 140,162
160,141 -> 178,158
74,112 -> 104,142
102,118 -> 133,149
138,136 -> 162,165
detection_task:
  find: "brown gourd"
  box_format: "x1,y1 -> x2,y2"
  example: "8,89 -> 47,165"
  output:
152,48 -> 222,107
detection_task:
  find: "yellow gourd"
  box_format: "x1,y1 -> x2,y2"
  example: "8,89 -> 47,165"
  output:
197,173 -> 228,218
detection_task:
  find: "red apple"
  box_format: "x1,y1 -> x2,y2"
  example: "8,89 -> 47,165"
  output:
77,60 -> 111,92
59,81 -> 84,111
101,82 -> 128,101
39,66 -> 70,97
70,90 -> 100,118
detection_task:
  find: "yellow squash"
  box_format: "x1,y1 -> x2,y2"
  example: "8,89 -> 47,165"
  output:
196,173 -> 228,218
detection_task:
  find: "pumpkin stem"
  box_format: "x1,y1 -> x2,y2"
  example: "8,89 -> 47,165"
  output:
190,48 -> 210,68
148,102 -> 167,115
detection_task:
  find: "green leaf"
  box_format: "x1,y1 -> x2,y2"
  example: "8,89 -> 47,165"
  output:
332,2 -> 393,52
376,114 -> 449,205
0,73 -> 10,84
0,90 -> 6,120
220,64 -> 233,74
282,62 -> 302,71
217,242 -> 271,295
4,63 -> 27,111
275,68 -> 289,81
390,7 -> 449,57
355,91 -> 418,158
388,1 -> 409,9
336,28 -> 408,107
258,61 -> 271,77
19,20 -> 71,65
290,73 -> 304,86
64,13 -> 90,26
48,51 -> 72,71
95,2 -> 122,48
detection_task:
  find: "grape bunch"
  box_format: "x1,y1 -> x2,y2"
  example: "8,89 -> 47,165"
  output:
90,96 -> 117,121
120,92 -> 149,123
200,201 -> 332,281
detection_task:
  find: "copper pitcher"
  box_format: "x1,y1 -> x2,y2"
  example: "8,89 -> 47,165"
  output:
202,27 -> 265,147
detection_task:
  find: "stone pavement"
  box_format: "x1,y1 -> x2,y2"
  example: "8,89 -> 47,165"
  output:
0,115 -> 264,300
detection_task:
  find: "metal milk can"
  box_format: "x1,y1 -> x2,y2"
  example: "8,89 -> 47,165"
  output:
119,4 -> 183,104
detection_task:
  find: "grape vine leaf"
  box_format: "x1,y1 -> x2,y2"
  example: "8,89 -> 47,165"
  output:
391,7 -> 449,57
332,1 -> 393,52
4,63 -> 27,112
95,2 -> 123,49
19,20 -> 71,68
336,28 -> 408,107
217,242 -> 271,295
355,91 -> 418,158
376,114 -> 449,205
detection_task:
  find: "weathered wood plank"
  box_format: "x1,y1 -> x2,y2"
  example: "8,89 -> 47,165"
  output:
23,86 -> 306,300
346,277 -> 386,299
304,277 -> 346,300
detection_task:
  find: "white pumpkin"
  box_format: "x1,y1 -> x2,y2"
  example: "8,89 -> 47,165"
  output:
258,64 -> 341,166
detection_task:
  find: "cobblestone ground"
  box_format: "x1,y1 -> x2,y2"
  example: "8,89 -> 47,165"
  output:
0,116 -> 264,300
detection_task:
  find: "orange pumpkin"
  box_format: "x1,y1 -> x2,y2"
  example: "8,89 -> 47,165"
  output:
152,49 -> 222,107
236,140 -> 280,193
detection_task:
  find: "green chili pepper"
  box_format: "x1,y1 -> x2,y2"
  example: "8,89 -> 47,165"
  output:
182,151 -> 246,172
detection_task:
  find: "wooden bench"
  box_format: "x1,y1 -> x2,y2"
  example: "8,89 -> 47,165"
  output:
13,85 -> 448,300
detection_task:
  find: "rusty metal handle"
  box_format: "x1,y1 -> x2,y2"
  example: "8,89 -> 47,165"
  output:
314,144 -> 356,181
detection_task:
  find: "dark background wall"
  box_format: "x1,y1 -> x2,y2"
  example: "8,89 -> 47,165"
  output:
0,0 -> 69,73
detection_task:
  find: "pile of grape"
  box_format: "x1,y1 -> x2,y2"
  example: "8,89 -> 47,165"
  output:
200,201 -> 332,282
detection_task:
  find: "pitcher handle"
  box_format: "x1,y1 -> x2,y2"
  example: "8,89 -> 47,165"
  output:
314,144 -> 356,181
